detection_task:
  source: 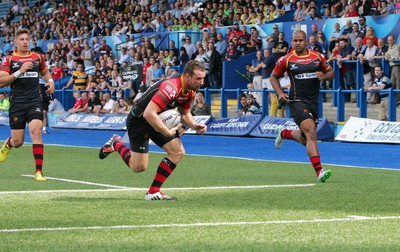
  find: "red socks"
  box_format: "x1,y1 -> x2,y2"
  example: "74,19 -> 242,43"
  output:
114,141 -> 131,167
32,144 -> 44,173
281,129 -> 294,140
310,156 -> 322,176
149,157 -> 176,194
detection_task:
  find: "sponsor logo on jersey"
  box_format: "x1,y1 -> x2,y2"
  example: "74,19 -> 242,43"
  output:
294,72 -> 317,79
289,63 -> 298,70
12,62 -> 19,68
161,84 -> 176,99
19,72 -> 39,78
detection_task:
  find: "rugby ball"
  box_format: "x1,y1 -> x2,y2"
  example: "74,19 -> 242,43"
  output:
159,109 -> 181,129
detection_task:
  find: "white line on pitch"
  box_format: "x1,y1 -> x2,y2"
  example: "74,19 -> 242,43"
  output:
21,175 -> 132,189
0,215 -> 399,233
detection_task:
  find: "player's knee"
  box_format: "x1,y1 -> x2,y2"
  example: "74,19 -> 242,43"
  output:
12,139 -> 23,148
174,148 -> 185,161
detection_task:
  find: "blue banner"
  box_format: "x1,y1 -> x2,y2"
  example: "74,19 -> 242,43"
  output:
185,116 -> 213,135
206,115 -> 262,136
0,112 -> 9,126
250,116 -> 334,141
51,113 -> 127,131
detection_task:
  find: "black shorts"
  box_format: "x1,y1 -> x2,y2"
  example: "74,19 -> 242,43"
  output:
126,112 -> 179,153
9,102 -> 43,129
289,101 -> 318,127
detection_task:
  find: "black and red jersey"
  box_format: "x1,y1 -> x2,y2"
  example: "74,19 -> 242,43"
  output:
131,73 -> 195,118
0,50 -> 47,104
273,49 -> 331,103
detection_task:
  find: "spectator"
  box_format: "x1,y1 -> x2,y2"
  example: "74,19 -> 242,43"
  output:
358,15 -> 368,35
293,1 -> 306,21
342,19 -> 353,38
370,38 -> 389,68
305,7 -> 321,20
151,60 -> 165,84
118,47 -> 130,66
245,94 -> 261,114
108,70 -> 124,100
337,38 -> 355,102
215,33 -> 228,58
270,71 -> 291,117
348,22 -> 365,49
359,38 -> 378,97
48,98 -> 65,113
260,48 -> 275,102
87,91 -> 102,115
51,60 -> 64,81
237,26 -> 251,54
238,93 -> 249,116
367,66 -> 393,120
363,27 -> 378,46
0,92 -> 10,111
246,28 -> 262,54
191,92 -> 211,116
98,39 -> 112,58
68,91 -> 88,113
207,42 -> 222,88
328,23 -> 342,53
272,32 -> 289,62
183,36 -> 197,59
194,46 -> 210,87
385,35 -> 400,106
308,35 -> 324,54
81,41 -> 95,68
249,50 -> 263,102
63,63 -> 88,90
99,92 -> 115,114
265,25 -> 280,49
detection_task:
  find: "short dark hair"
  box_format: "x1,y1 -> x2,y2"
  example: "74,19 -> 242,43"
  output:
183,60 -> 206,76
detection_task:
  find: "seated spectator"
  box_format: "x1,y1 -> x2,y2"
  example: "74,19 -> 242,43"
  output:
0,92 -> 10,111
87,91 -> 102,115
99,92 -> 115,114
238,93 -> 249,116
190,92 -> 211,116
225,41 -> 240,61
151,60 -> 165,84
107,70 -> 124,100
112,98 -> 132,114
68,91 -> 88,113
245,94 -> 261,114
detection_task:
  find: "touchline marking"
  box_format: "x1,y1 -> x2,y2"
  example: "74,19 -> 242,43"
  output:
0,216 -> 399,233
21,175 -> 132,189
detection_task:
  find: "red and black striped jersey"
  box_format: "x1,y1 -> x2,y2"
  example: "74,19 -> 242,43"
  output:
273,49 -> 332,103
131,74 -> 195,118
0,50 -> 47,104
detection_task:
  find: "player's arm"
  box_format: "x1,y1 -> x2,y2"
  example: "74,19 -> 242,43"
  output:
143,101 -> 178,137
0,61 -> 33,87
316,56 -> 335,81
40,68 -> 55,94
179,107 -> 207,134
63,75 -> 74,90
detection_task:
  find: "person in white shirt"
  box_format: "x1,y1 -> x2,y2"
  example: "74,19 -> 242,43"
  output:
100,93 -> 115,114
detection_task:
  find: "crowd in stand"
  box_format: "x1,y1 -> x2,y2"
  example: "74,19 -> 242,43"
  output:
0,0 -> 399,120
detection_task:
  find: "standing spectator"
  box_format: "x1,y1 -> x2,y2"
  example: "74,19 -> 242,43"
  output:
51,61 -> 64,81
0,28 -> 55,181
366,66 -> 392,120
183,36 -> 197,59
63,63 -> 88,90
81,41 -> 95,68
195,46 -> 210,87
328,23 -> 342,53
370,38 -> 389,68
249,50 -> 263,102
260,48 -> 275,103
179,47 -> 190,66
359,38 -> 378,102
272,32 -> 289,62
385,35 -> 400,106
215,33 -> 228,58
225,41 -> 240,61
207,43 -> 222,88
98,39 -> 112,57
191,92 -> 211,116
342,19 -> 353,38
348,22 -> 365,49
265,25 -> 279,49
271,30 -> 334,183
358,16 -> 368,35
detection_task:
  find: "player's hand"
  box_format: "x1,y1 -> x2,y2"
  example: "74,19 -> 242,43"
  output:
278,92 -> 289,104
193,124 -> 207,135
45,82 -> 55,94
316,71 -> 325,80
19,62 -> 33,74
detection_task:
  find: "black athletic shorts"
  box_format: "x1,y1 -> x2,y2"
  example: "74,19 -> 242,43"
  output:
9,102 -> 43,129
126,112 -> 179,153
289,100 -> 319,127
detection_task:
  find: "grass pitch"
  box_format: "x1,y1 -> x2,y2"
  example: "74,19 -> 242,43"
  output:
0,144 -> 399,251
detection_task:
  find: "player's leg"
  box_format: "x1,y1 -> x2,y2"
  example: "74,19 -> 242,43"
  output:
144,134 -> 183,201
299,118 -> 331,183
28,118 -> 46,181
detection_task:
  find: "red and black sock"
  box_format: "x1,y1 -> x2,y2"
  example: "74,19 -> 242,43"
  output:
310,156 -> 322,176
32,144 -> 44,173
281,129 -> 294,140
148,157 -> 176,194
114,141 -> 131,167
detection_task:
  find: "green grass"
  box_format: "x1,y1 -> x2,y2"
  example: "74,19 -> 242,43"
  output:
0,145 -> 400,251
